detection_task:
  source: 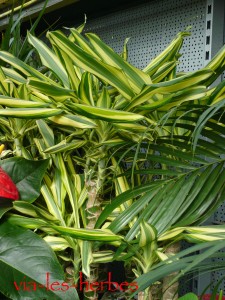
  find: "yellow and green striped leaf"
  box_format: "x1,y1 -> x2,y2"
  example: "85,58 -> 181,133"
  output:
0,108 -> 62,118
0,51 -> 53,83
44,236 -> 70,251
78,72 -> 95,105
79,241 -> 93,277
141,86 -> 207,111
152,61 -> 177,83
0,96 -> 49,108
139,221 -> 157,247
13,201 -> 57,221
52,225 -> 123,242
47,31 -> 134,99
86,32 -> 152,93
127,69 -> 213,110
44,139 -> 86,154
48,114 -> 97,129
69,28 -> 99,59
28,78 -> 76,102
143,30 -> 191,76
28,33 -> 69,88
69,103 -> 144,123
97,87 -> 111,108
2,67 -> 26,84
36,119 -> 55,148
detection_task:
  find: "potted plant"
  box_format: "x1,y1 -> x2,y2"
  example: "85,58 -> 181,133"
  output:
0,20 -> 225,300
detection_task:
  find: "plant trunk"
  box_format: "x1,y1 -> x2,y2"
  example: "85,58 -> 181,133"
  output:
84,157 -> 106,300
138,290 -> 152,300
138,283 -> 162,300
162,242 -> 180,300
14,137 -> 22,157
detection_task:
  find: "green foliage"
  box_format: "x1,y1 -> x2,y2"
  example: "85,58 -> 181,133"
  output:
0,157 -> 49,203
0,221 -> 78,300
178,293 -> 198,300
0,17 -> 225,300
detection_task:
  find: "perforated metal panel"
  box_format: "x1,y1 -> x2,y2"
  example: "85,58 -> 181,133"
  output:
84,0 -> 206,72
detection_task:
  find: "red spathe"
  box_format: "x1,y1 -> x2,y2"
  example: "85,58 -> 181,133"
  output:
0,168 -> 19,200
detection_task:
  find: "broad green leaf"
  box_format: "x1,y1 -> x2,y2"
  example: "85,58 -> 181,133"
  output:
50,168 -> 67,213
0,197 -> 13,219
92,250 -> 116,263
0,221 -> 78,300
178,293 -> 198,300
0,157 -> 49,202
47,30 -> 134,99
17,84 -> 29,100
100,138 -> 127,146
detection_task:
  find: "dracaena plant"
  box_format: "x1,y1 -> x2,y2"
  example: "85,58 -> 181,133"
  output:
0,20 -> 225,300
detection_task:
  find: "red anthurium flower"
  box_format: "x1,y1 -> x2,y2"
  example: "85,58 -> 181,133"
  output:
0,167 -> 19,200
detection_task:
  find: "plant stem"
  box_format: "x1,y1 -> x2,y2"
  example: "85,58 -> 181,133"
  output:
162,242 -> 180,300
138,288 -> 152,300
84,154 -> 106,300
14,137 -> 22,157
